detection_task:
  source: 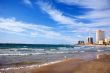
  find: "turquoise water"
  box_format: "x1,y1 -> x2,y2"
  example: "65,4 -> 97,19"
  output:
0,43 -> 74,49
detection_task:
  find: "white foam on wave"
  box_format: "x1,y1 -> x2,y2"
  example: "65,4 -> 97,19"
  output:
80,51 -> 85,53
97,50 -> 104,52
0,60 -> 63,71
0,52 -> 45,56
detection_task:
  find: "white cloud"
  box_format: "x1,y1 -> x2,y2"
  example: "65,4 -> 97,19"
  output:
56,0 -> 110,20
78,9 -> 110,20
0,17 -> 74,44
23,0 -> 32,6
37,1 -> 110,27
56,0 -> 110,30
56,0 -> 110,10
37,1 -> 76,25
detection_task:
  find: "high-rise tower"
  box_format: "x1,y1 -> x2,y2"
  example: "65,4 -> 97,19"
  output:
96,30 -> 105,44
88,37 -> 93,44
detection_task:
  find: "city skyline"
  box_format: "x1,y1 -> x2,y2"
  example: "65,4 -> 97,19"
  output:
78,29 -> 110,45
0,0 -> 110,44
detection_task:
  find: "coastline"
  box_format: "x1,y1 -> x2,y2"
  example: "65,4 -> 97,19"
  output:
0,59 -> 63,71
0,58 -> 85,73
31,54 -> 110,73
0,51 -> 97,68
0,45 -> 110,73
0,52 -> 97,73
0,52 -> 110,73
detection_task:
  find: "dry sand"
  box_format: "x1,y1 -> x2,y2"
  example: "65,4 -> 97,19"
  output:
72,54 -> 110,73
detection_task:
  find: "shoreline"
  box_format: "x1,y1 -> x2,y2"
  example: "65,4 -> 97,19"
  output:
0,59 -> 65,71
0,53 -> 110,73
0,58 -> 85,73
0,46 -> 110,73
0,52 -> 98,68
0,52 -> 97,73
29,54 -> 110,73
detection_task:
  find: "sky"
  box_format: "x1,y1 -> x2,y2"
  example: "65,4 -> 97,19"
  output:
0,0 -> 110,44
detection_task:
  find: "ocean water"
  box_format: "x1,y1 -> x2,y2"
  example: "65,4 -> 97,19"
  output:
0,44 -> 75,56
0,44 -> 110,67
0,44 -> 110,56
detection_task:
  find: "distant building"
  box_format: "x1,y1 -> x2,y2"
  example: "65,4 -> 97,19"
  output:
105,38 -> 110,43
96,30 -> 105,44
99,40 -> 104,45
78,41 -> 85,45
88,37 -> 93,44
105,38 -> 110,44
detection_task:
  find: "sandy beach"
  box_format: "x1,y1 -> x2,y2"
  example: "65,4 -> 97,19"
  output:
0,48 -> 110,73
0,53 -> 110,73
31,54 -> 110,73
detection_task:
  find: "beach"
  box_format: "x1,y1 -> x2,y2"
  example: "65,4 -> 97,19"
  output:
0,53 -> 110,73
0,51 -> 96,73
0,58 -> 88,73
0,45 -> 110,73
0,0 -> 110,72
31,58 -> 85,73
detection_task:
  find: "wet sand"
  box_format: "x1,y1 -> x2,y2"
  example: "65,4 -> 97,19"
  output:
31,58 -> 85,73
0,58 -> 85,73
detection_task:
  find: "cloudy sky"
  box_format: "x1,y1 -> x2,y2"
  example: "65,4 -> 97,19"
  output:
0,0 -> 110,44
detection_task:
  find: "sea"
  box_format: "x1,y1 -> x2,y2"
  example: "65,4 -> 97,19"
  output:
0,43 -> 110,68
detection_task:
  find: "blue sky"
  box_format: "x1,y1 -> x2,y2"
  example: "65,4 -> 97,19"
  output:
0,0 -> 110,44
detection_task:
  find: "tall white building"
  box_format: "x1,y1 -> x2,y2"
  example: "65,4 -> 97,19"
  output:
96,30 -> 105,44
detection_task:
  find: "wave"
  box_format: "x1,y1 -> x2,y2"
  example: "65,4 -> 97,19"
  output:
0,46 -> 110,56
0,60 -> 63,71
0,53 -> 45,56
